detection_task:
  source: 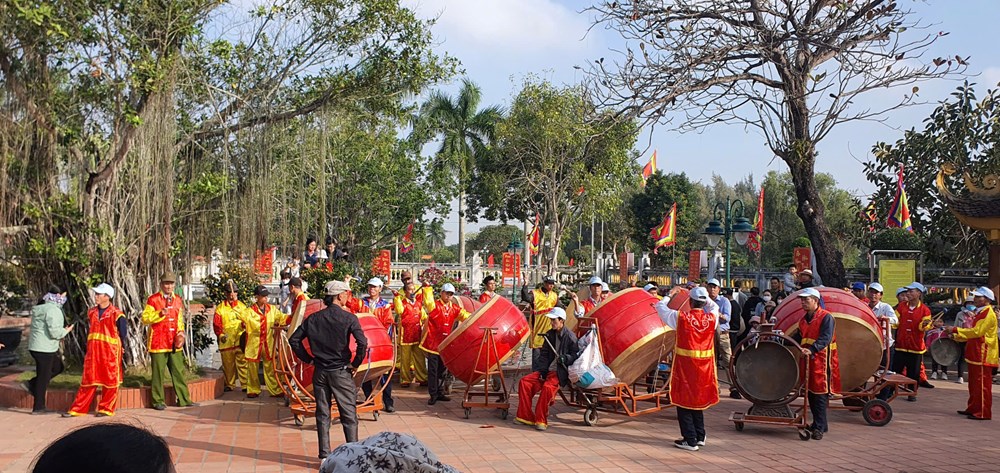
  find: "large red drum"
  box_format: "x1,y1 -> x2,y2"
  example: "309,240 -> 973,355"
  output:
773,287 -> 883,391
585,288 -> 674,385
439,296 -> 530,385
455,295 -> 482,314
290,301 -> 395,391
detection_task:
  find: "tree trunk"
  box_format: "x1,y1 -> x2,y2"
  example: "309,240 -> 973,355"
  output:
788,158 -> 848,288
458,190 -> 466,265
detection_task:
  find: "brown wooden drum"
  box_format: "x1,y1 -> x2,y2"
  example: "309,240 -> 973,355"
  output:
439,296 -> 530,385
585,288 -> 674,385
565,287 -> 592,332
773,287 -> 884,391
290,303 -> 395,391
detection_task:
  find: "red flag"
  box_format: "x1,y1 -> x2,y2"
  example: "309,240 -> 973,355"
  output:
399,222 -> 415,253
887,165 -> 913,232
649,203 -> 677,254
746,186 -> 765,253
487,254 -> 495,267
569,258 -> 575,267
641,151 -> 657,186
529,213 -> 541,255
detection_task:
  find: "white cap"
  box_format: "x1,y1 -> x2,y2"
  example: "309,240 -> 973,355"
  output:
706,278 -> 721,287
797,288 -> 821,299
546,307 -> 567,320
749,315 -> 761,324
441,283 -> 456,294
601,282 -> 610,291
588,276 -> 603,286
325,280 -> 351,296
367,277 -> 383,287
971,286 -> 996,302
690,287 -> 709,302
965,294 -> 975,303
868,282 -> 884,293
92,283 -> 115,298
643,283 -> 656,291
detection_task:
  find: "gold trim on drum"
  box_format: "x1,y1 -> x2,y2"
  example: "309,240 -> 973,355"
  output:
440,296 -> 499,347
607,326 -> 671,380
355,360 -> 394,383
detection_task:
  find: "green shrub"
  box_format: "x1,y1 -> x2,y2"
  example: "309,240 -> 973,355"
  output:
201,262 -> 259,305
871,228 -> 923,251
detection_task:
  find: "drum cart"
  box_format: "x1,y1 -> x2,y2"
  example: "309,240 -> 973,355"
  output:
275,328 -> 396,427
728,325 -> 812,440
460,327 -> 511,419
834,319 -> 917,426
558,318 -> 673,426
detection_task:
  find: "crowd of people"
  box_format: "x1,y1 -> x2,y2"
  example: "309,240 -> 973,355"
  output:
18,257 -> 998,464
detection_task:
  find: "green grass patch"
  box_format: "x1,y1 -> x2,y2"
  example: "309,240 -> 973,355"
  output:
17,365 -> 204,390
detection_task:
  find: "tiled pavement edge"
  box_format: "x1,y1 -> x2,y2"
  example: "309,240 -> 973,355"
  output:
2,376 -> 999,472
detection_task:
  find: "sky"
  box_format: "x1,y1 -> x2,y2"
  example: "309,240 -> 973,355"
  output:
400,0 -> 1000,244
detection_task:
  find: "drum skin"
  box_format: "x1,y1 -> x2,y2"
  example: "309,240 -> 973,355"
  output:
292,301 -> 395,391
733,340 -> 801,404
566,287 -> 593,332
586,288 -> 674,385
928,331 -> 961,366
773,288 -> 884,391
439,296 -> 530,385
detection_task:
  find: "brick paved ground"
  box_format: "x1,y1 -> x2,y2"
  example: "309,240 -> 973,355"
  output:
2,375 -> 999,472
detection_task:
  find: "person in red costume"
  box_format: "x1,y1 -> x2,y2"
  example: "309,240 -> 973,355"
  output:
949,286 -> 998,420
572,276 -> 605,319
64,284 -> 127,417
893,282 -> 935,398
665,286 -> 719,451
793,288 -> 841,440
420,283 -> 469,405
479,275 -> 497,304
514,307 -> 579,431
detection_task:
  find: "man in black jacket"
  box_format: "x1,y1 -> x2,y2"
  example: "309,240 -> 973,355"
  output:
514,307 -> 580,431
289,280 -> 367,459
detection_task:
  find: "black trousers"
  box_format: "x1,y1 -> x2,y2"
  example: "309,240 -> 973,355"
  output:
676,407 -> 705,446
891,350 -> 921,383
956,342 -> 967,378
531,348 -> 544,371
808,392 -> 829,433
361,375 -> 393,409
29,350 -> 64,412
426,353 -> 447,400
313,368 -> 358,458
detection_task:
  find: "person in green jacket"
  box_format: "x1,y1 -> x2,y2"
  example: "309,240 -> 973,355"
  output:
27,285 -> 75,414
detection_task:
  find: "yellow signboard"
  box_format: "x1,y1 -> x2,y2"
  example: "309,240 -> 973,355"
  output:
878,259 -> 916,306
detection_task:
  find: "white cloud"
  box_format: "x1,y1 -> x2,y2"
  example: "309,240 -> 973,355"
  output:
405,0 -> 595,56
981,67 -> 1000,89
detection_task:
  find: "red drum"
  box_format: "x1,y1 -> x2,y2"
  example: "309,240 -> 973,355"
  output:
585,288 -> 674,385
455,295 -> 482,314
291,302 -> 395,391
439,296 -> 530,385
773,288 -> 884,391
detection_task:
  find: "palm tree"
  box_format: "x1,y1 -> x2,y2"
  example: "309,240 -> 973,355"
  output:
417,79 -> 503,264
425,219 -> 447,252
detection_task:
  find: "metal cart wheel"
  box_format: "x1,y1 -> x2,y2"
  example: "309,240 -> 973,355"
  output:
583,408 -> 599,426
490,376 -> 502,392
293,415 -> 304,427
500,408 -> 509,420
862,399 -> 892,426
734,421 -> 744,432
463,407 -> 472,419
373,411 -> 380,421
798,429 -> 811,441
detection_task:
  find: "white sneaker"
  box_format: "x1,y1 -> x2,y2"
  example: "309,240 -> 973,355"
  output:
941,373 -> 948,380
958,377 -> 965,384
697,434 -> 707,446
930,372 -> 938,380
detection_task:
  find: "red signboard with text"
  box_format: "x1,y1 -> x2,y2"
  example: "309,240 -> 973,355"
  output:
371,249 -> 392,277
501,253 -> 521,287
254,246 -> 276,283
793,247 -> 812,275
688,250 -> 701,283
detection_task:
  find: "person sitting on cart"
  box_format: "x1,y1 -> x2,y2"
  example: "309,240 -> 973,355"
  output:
792,288 -> 841,441
514,307 -> 580,431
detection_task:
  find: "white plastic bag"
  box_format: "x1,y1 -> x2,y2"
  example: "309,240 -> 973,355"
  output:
568,335 -> 618,389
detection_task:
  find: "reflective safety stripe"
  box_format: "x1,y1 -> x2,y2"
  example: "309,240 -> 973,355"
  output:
800,339 -> 837,351
88,333 -> 120,345
674,347 -> 714,359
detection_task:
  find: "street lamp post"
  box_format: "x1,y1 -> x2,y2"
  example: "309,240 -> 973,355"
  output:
703,197 -> 755,287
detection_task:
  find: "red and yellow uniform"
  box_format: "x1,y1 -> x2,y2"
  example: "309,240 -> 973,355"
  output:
394,293 -> 427,384
419,286 -> 470,355
799,308 -> 841,394
670,307 -> 720,410
213,300 -> 248,390
895,301 -> 932,354
952,305 -> 998,420
529,289 -> 559,349
243,302 -> 284,396
580,297 -> 601,316
141,292 -> 184,353
287,291 -> 308,332
67,305 -> 125,416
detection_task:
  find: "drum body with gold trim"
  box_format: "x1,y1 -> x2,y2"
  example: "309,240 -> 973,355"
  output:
584,288 -> 674,385
439,296 -> 530,385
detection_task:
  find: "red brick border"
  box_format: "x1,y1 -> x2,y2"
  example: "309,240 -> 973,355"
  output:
0,369 -> 224,412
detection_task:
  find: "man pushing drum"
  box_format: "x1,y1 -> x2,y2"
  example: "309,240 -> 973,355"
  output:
792,288 -> 841,440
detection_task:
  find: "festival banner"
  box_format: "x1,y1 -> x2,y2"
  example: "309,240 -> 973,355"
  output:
887,164 -> 913,232
793,247 -> 812,276
650,203 -> 677,254
746,186 -> 765,253
688,250 -> 701,282
371,249 -> 392,277
254,246 -> 276,283
641,150 -> 657,186
399,222 -> 415,253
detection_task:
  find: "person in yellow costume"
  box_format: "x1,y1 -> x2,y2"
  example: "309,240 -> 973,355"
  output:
141,273 -> 194,410
213,280 -> 248,392
522,276 -> 559,371
243,285 -> 285,398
